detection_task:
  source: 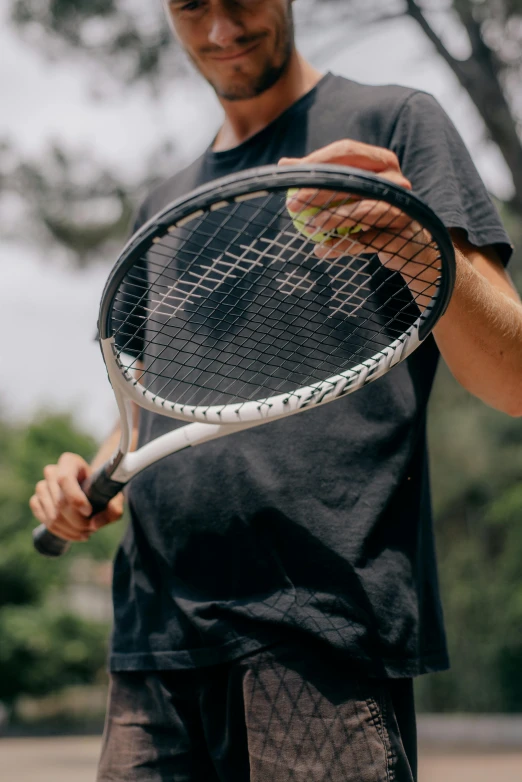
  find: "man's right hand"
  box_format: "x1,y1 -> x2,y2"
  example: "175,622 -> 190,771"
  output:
29,452 -> 124,542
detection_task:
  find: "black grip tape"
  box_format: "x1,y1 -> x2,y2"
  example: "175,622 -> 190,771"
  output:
33,526 -> 71,558
32,468 -> 125,558
81,468 -> 125,517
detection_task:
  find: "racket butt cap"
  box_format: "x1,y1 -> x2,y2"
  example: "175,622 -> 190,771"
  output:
33,525 -> 71,558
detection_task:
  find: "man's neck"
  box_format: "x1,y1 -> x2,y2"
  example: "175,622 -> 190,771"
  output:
212,53 -> 323,153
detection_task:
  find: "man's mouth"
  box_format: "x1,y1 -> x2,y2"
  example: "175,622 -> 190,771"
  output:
209,41 -> 262,62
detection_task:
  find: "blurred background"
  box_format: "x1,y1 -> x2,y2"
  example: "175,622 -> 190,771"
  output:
1,0 -> 522,777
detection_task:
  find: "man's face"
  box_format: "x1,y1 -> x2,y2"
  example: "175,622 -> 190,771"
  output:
164,0 -> 295,101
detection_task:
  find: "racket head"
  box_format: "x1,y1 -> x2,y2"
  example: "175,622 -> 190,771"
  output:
98,164 -> 455,424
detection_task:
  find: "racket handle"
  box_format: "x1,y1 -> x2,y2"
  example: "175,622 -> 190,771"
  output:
32,526 -> 71,558
32,469 -> 125,558
81,467 -> 126,516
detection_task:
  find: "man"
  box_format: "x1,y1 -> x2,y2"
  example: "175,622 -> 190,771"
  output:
30,1 -> 521,780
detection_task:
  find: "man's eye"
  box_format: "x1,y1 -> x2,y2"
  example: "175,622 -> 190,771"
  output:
168,0 -> 202,11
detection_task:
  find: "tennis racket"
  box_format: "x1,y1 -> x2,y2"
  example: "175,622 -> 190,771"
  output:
33,163 -> 455,557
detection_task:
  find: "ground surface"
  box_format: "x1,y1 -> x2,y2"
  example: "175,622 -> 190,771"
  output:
1,737 -> 521,781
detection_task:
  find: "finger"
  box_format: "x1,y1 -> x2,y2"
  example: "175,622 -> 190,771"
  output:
30,496 -> 90,542
35,480 -> 59,525
45,518 -> 90,543
278,157 -> 302,165
56,452 -> 93,515
43,464 -> 65,507
313,228 -> 422,263
91,494 -> 125,530
312,228 -> 409,260
313,234 -> 369,260
368,169 -> 412,190
30,494 -> 47,525
287,188 -> 362,212
309,201 -> 411,234
50,504 -> 93,540
57,473 -> 92,518
292,163 -> 411,194
306,202 -> 375,234
296,139 -> 404,173
58,501 -> 97,533
338,201 -> 410,230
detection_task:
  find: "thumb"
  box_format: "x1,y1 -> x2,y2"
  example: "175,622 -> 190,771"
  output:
90,493 -> 125,530
278,157 -> 302,166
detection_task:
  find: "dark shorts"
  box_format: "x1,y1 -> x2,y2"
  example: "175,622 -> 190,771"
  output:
97,643 -> 417,781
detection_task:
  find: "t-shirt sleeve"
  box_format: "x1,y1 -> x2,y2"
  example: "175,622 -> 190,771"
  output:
388,90 -> 514,266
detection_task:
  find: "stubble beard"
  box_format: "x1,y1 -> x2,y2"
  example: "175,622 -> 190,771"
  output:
197,10 -> 295,102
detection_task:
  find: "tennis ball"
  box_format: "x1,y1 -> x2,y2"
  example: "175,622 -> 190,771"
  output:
286,188 -> 363,243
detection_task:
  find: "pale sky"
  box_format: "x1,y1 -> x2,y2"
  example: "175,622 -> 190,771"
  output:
0,4 -> 514,437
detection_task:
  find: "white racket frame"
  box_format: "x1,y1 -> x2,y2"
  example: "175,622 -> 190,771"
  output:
33,164 -> 456,558
103,309 -> 426,484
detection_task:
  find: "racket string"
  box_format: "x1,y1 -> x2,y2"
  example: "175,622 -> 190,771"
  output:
110,188 -> 442,408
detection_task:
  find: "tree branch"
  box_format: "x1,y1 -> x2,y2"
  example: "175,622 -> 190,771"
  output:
309,9 -> 408,65
403,0 -> 462,73
404,0 -> 522,213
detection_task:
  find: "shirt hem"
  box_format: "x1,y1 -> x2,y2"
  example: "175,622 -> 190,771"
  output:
110,632 -> 286,671
109,639 -> 450,679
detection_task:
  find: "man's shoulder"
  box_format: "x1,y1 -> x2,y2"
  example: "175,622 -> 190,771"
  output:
134,154 -> 207,229
326,73 -> 423,110
313,74 -> 437,147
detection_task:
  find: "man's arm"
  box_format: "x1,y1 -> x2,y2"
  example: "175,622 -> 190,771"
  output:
280,141 -> 522,417
433,230 -> 522,417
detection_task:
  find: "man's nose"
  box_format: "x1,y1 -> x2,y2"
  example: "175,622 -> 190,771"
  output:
208,9 -> 245,48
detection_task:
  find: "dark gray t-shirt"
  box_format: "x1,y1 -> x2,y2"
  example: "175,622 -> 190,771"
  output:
109,73 -> 512,677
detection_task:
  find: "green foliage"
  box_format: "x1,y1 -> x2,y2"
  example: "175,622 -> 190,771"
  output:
3,0 -> 522,716
0,412 -> 123,703
0,605 -> 108,702
415,481 -> 522,712
1,391 -> 522,712
415,361 -> 522,712
420,219 -> 522,711
0,412 -> 122,607
0,413 -> 90,608
428,366 -> 522,516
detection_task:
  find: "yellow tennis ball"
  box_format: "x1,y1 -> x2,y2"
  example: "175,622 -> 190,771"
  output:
286,188 -> 363,243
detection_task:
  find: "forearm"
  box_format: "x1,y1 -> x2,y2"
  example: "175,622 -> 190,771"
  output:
90,406 -> 140,471
433,249 -> 522,416
90,426 -> 124,472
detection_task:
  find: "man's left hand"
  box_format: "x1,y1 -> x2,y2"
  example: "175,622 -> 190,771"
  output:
279,140 -> 440,300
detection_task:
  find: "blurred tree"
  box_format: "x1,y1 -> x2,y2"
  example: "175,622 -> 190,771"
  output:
415,196 -> 522,711
415,481 -> 522,712
315,0 -> 522,212
8,0 -> 522,213
0,606 -> 108,702
10,0 -> 174,86
4,0 -> 522,266
3,0 -> 522,713
0,412 -> 123,702
0,412 -> 122,609
0,139 -> 180,267
428,203 -> 522,513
